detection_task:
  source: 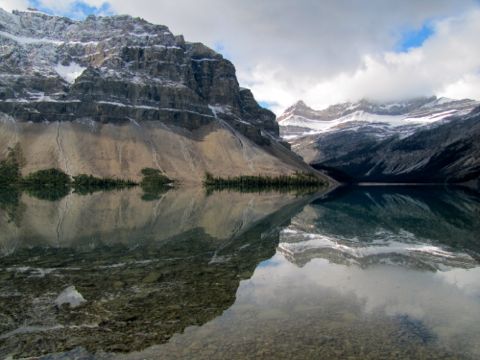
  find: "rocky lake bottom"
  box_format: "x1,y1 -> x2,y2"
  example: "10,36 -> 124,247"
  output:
0,186 -> 479,359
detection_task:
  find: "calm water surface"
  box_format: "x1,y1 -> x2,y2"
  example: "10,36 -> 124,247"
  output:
0,186 -> 479,359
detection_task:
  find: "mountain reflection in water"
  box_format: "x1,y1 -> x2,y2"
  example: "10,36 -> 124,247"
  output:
0,186 -> 479,359
280,186 -> 480,269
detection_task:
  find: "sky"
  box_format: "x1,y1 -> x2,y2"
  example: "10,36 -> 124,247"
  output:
1,0 -> 480,114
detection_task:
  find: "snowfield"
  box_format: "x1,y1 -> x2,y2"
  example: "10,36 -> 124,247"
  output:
279,97 -> 479,139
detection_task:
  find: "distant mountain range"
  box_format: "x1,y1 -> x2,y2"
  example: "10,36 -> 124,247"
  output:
278,97 -> 480,186
0,8 -> 322,184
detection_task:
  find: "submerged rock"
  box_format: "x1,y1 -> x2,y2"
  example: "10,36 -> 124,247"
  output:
55,286 -> 86,308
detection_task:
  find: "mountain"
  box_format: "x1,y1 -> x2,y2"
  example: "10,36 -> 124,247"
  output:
0,8 -> 321,184
278,97 -> 480,185
278,97 -> 478,139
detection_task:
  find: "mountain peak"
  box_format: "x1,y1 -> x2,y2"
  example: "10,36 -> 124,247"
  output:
277,100 -> 317,122
293,100 -> 308,108
286,100 -> 312,112
0,10 -> 330,184
278,96 -> 480,139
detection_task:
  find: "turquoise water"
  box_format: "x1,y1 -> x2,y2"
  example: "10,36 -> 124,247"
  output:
0,186 -> 479,359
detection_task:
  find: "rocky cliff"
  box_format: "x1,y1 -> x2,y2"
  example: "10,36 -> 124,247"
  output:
0,8 -> 320,183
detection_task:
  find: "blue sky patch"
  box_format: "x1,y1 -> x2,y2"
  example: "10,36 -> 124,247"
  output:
27,0 -> 53,15
213,41 -> 234,61
213,41 -> 226,53
396,23 -> 434,52
28,0 -> 114,19
259,101 -> 277,110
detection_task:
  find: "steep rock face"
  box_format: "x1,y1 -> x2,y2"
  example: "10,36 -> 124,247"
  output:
0,9 -> 318,183
310,109 -> 480,183
278,97 -> 480,184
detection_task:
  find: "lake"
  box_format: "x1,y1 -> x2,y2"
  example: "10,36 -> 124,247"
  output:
0,186 -> 479,359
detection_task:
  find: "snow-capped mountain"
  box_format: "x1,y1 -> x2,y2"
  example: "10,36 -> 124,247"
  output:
278,98 -> 480,185
0,8 -> 321,183
278,97 -> 479,140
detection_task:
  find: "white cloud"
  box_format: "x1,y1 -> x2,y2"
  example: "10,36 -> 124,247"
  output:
439,74 -> 480,100
3,0 -> 480,112
0,0 -> 28,11
296,9 -> 480,109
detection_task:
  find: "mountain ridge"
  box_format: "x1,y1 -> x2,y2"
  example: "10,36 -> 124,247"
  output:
278,96 -> 479,139
278,97 -> 480,185
0,8 -> 327,184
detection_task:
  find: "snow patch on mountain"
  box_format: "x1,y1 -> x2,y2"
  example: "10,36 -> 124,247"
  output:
54,62 -> 86,84
279,97 -> 479,140
0,30 -> 63,45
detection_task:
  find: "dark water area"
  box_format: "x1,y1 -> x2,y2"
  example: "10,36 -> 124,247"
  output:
0,186 -> 479,359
